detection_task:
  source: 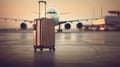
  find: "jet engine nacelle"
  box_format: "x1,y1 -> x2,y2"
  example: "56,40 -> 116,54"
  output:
76,23 -> 83,29
20,23 -> 27,30
64,23 -> 71,30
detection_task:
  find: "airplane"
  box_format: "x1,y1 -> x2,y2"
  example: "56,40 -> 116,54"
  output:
0,7 -> 102,32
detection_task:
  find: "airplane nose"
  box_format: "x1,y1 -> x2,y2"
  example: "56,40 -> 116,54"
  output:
52,16 -> 59,22
46,14 -> 59,22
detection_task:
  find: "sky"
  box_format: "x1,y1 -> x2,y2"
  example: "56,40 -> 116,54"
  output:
0,0 -> 120,28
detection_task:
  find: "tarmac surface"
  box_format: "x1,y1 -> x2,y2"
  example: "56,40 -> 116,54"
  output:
0,31 -> 120,67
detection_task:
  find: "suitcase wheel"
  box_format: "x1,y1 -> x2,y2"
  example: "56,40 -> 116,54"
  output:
49,48 -> 52,51
34,46 -> 55,52
40,48 -> 43,51
49,47 -> 55,51
34,46 -> 37,52
53,48 -> 55,51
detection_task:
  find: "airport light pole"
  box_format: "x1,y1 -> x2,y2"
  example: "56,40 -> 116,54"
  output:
38,0 -> 47,19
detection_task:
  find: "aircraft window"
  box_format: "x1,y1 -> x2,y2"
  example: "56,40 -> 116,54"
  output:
53,12 -> 56,14
47,12 -> 52,14
47,12 -> 57,14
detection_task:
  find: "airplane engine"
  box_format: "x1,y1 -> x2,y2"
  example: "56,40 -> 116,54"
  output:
20,23 -> 27,30
76,23 -> 83,29
65,23 -> 71,30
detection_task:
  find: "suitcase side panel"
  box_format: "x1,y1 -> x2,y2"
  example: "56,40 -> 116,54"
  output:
37,20 -> 41,46
33,19 -> 41,46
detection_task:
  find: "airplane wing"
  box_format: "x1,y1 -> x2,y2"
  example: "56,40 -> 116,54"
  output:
56,17 -> 105,32
0,17 -> 33,23
0,17 -> 34,30
58,17 -> 103,25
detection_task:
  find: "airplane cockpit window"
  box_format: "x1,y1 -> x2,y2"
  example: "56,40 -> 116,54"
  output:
47,12 -> 57,14
52,12 -> 56,14
47,12 -> 52,14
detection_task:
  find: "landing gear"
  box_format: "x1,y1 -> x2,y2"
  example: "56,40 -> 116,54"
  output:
57,24 -> 62,32
57,29 -> 62,32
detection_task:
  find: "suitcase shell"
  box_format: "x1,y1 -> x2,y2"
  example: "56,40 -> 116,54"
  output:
33,18 -> 55,51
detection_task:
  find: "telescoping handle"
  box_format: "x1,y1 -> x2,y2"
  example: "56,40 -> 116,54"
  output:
38,0 -> 47,19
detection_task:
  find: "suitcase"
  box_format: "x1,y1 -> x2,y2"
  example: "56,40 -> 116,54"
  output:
33,18 -> 55,51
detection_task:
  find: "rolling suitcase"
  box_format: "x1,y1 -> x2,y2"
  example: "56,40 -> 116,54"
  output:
33,18 -> 55,51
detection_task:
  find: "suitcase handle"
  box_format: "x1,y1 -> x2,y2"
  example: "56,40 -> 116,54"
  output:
38,0 -> 47,19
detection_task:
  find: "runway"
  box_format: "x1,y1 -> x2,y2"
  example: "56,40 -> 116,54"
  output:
0,32 -> 120,67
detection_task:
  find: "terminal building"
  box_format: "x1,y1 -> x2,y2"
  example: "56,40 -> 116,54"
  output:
84,11 -> 120,31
